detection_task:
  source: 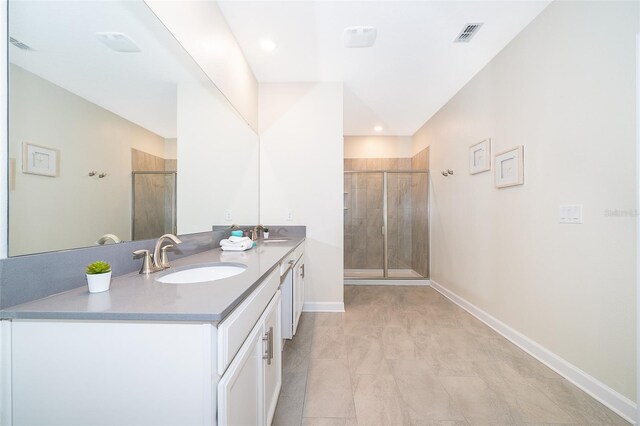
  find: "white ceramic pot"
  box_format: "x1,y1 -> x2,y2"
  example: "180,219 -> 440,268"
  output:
86,271 -> 112,293
264,231 -> 270,239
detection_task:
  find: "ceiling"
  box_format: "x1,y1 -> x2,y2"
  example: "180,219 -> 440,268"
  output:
218,0 -> 550,136
9,1 -> 209,139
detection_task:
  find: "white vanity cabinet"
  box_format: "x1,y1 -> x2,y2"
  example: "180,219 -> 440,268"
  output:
281,242 -> 305,339
2,265 -> 287,426
217,290 -> 281,426
292,254 -> 305,335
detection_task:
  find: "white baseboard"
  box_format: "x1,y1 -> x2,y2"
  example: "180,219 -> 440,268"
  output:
430,280 -> 637,425
302,302 -> 345,313
345,279 -> 430,286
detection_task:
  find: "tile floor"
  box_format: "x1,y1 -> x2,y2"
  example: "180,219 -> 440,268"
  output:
273,285 -> 629,426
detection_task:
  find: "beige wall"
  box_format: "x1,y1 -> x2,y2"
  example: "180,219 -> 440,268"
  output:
145,0 -> 258,131
413,0 -> 637,402
9,65 -> 166,256
344,136 -> 412,159
260,83 -> 344,310
177,82 -> 259,234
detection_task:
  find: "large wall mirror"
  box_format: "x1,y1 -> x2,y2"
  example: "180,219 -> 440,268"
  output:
8,0 -> 260,257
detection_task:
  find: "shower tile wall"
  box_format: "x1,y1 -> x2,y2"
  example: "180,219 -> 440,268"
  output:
411,147 -> 430,277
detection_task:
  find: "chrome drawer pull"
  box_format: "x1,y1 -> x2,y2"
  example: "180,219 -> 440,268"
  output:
262,331 -> 270,361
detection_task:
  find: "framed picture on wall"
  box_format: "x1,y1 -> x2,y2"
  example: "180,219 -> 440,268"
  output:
494,145 -> 524,188
22,142 -> 59,177
469,139 -> 491,174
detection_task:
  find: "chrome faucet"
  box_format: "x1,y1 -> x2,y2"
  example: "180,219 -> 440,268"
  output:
96,233 -> 121,245
132,233 -> 183,275
251,224 -> 265,241
153,234 -> 182,269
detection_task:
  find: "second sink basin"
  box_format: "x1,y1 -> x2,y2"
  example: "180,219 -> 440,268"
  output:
156,263 -> 247,284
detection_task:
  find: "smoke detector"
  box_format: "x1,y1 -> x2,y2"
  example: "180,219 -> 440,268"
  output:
454,23 -> 483,43
343,26 -> 377,48
95,32 -> 141,52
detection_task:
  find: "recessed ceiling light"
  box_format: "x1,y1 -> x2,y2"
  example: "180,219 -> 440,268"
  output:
260,39 -> 278,52
374,126 -> 383,132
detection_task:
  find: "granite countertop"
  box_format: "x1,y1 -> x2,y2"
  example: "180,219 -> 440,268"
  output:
0,238 -> 304,322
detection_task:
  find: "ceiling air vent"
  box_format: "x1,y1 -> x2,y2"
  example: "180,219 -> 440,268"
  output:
95,32 -> 141,53
9,37 -> 34,51
454,23 -> 483,43
343,26 -> 377,48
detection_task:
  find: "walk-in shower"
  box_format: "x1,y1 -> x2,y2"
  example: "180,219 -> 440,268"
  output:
344,159 -> 429,282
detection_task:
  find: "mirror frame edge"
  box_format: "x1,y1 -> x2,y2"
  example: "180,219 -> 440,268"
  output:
1,0 -> 8,260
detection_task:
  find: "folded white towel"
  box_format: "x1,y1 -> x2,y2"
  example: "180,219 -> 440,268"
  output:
220,238 -> 253,251
228,236 -> 250,243
221,242 -> 252,251
220,237 -> 251,247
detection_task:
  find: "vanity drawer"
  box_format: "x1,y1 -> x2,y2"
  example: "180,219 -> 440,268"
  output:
217,267 -> 280,375
282,242 -> 305,274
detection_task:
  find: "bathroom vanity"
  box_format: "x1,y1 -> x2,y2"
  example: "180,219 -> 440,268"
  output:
0,238 -> 305,426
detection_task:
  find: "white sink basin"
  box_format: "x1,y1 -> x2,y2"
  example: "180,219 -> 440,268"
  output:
262,239 -> 289,243
157,263 -> 247,284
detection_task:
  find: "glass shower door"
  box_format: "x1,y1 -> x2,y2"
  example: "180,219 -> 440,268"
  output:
386,171 -> 429,279
344,172 -> 385,278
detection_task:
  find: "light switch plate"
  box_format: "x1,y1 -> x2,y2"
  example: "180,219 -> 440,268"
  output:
287,210 -> 294,221
224,210 -> 232,221
559,204 -> 583,224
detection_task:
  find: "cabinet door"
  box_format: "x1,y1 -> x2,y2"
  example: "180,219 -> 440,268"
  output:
218,323 -> 264,426
292,256 -> 305,335
263,291 -> 282,425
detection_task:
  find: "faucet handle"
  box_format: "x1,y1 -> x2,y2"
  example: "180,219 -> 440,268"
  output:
159,244 -> 174,269
133,249 -> 154,274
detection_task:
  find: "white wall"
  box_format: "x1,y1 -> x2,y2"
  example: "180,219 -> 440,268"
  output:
177,82 -> 259,234
9,65 -> 166,256
344,136 -> 412,159
145,0 -> 258,132
259,83 -> 344,310
414,0 -> 637,408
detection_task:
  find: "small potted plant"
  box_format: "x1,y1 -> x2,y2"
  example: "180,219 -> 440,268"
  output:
263,227 -> 270,239
85,261 -> 112,293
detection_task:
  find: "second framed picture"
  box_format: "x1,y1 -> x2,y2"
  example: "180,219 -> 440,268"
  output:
494,145 -> 524,188
469,139 -> 491,174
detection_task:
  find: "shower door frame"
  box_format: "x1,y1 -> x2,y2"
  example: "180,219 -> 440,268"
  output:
344,169 -> 430,281
131,171 -> 178,240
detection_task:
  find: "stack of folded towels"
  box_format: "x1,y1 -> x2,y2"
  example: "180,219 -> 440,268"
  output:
220,235 -> 253,251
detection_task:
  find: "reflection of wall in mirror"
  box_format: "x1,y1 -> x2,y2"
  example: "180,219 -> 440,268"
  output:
8,64 -> 173,256
176,83 -> 259,233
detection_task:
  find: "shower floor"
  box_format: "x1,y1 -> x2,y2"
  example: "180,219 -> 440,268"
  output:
344,268 -> 424,279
